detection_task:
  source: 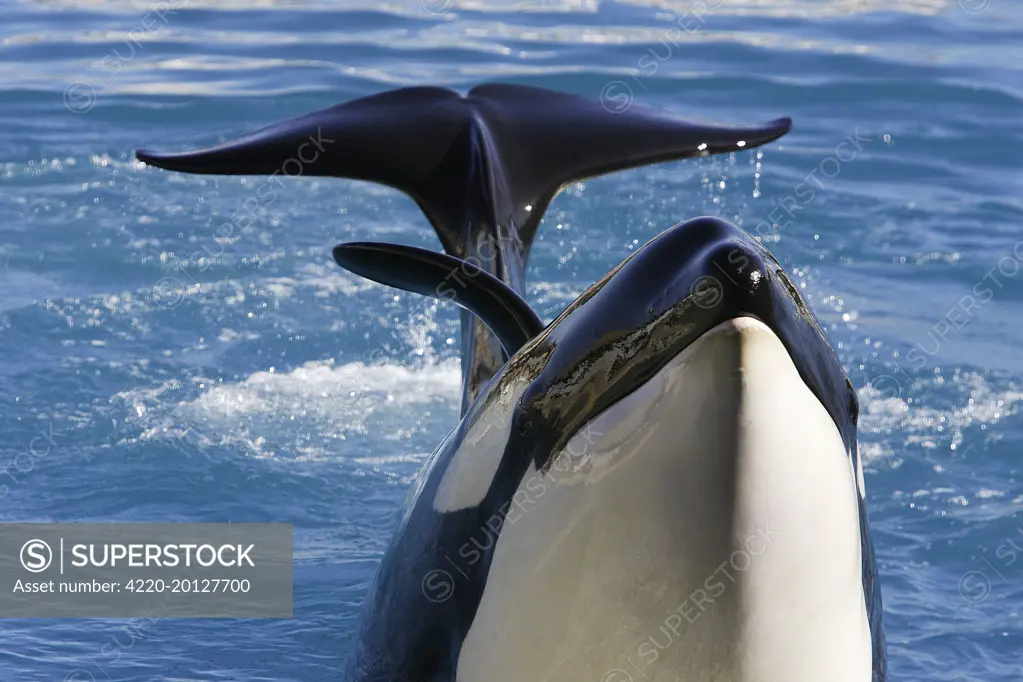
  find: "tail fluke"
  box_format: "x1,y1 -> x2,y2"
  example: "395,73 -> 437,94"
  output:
136,83 -> 789,272
332,242 -> 544,356
136,82 -> 791,409
457,84 -> 790,255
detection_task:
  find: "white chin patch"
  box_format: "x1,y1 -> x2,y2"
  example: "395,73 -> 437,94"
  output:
454,317 -> 871,682
432,379 -> 528,513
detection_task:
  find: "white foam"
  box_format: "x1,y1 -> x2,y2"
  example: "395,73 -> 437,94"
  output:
857,371 -> 1023,463
189,359 -> 461,420
216,328 -> 259,343
295,262 -> 376,299
118,359 -> 461,460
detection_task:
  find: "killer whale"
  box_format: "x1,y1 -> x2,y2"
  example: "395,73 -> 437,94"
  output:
332,218 -> 886,682
135,83 -> 884,681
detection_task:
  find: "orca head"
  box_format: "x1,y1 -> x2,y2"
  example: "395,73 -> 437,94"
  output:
339,216 -> 884,682
482,215 -> 859,474
433,216 -> 885,682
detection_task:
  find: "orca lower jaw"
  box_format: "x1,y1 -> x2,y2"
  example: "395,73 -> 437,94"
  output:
456,317 -> 873,682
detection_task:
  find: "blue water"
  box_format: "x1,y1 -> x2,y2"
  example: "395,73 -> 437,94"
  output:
1,0 -> 1022,679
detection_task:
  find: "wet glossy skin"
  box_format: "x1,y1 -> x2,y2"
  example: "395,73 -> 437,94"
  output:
344,216 -> 885,682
